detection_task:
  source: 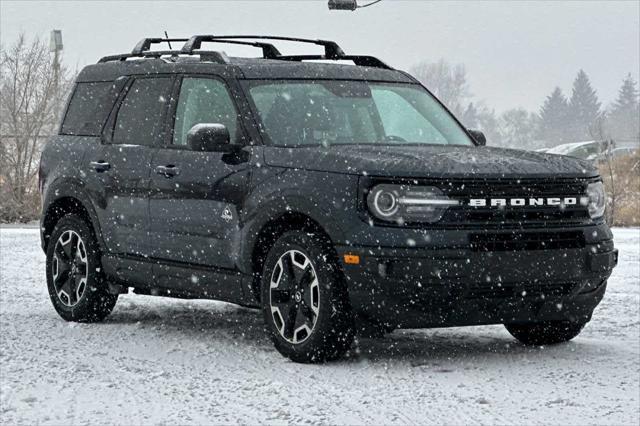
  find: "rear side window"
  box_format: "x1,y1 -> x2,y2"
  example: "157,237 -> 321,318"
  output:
113,78 -> 172,146
61,82 -> 118,136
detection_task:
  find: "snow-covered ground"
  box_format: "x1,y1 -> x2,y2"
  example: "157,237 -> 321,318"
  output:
1,227 -> 638,425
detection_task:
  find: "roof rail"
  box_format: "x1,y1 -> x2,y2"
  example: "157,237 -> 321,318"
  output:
131,38 -> 189,55
181,35 -> 345,59
97,50 -> 227,64
276,55 -> 391,69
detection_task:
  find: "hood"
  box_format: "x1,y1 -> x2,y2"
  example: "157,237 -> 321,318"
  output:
263,144 -> 598,179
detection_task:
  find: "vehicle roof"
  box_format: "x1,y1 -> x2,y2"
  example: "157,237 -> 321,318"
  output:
76,56 -> 416,83
545,140 -> 602,154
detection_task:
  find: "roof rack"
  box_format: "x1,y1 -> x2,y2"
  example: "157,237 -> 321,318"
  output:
98,35 -> 392,69
182,35 -> 345,59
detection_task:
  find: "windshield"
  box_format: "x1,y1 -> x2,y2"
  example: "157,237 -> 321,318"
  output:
246,80 -> 474,147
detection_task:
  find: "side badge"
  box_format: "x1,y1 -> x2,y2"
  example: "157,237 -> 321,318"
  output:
221,207 -> 233,222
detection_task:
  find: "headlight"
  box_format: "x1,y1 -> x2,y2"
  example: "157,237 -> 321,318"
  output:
583,181 -> 606,219
367,184 -> 459,224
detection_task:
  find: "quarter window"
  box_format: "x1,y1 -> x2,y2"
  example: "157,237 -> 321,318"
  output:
173,78 -> 239,146
113,78 -> 173,146
61,81 -> 119,136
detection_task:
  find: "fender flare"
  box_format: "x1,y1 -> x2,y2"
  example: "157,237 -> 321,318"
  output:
41,177 -> 105,252
236,194 -> 346,275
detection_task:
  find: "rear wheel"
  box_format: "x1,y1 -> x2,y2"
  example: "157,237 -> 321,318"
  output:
261,231 -> 354,363
505,320 -> 587,346
46,214 -> 117,322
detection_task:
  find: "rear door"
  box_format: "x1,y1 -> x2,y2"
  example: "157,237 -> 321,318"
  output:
91,76 -> 174,257
148,75 -> 252,269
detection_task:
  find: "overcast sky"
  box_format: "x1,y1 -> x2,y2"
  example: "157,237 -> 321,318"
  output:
1,0 -> 638,113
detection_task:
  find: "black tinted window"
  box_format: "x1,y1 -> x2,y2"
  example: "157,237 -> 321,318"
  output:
61,81 -> 118,136
113,78 -> 172,146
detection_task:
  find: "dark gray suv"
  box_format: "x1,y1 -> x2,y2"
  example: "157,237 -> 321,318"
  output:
39,35 -> 618,362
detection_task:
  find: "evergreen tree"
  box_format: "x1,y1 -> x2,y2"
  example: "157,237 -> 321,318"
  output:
500,108 -> 540,148
538,87 -> 569,144
460,102 -> 502,146
607,73 -> 640,143
567,69 -> 602,141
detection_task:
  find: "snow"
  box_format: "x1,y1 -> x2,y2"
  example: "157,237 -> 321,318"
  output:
1,227 -> 638,424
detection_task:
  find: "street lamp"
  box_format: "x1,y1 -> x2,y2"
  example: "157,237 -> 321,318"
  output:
328,0 -> 382,11
49,30 -> 63,79
50,30 -> 63,108
50,30 -> 63,53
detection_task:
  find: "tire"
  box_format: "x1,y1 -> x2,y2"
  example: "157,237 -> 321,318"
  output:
46,214 -> 117,322
505,320 -> 587,346
261,231 -> 354,363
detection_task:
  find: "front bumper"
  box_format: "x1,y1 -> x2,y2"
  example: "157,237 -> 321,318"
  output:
336,231 -> 617,329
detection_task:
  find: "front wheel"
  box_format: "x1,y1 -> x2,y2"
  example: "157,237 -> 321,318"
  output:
261,231 -> 354,363
46,214 -> 118,322
505,320 -> 587,346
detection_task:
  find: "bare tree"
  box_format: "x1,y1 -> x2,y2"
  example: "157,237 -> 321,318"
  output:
409,59 -> 470,117
0,34 -> 73,222
590,117 -> 619,226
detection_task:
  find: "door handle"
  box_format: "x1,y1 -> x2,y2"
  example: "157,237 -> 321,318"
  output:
90,161 -> 111,172
155,165 -> 180,178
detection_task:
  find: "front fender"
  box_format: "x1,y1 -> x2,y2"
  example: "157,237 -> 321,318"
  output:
235,168 -> 358,274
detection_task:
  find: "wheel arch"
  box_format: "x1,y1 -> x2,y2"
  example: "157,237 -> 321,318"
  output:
42,189 -> 103,253
247,211 -> 340,303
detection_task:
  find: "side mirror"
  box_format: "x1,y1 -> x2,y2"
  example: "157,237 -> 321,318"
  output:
187,123 -> 232,152
468,129 -> 486,146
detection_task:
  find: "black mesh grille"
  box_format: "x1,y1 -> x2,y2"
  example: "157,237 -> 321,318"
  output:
465,282 -> 576,299
469,230 -> 585,251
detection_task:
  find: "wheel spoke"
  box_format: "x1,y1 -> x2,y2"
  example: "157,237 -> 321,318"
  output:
74,275 -> 86,303
282,254 -> 297,286
59,276 -> 73,298
53,256 -> 70,282
297,266 -> 315,288
271,288 -> 292,304
61,232 -> 75,259
284,303 -> 298,340
55,242 -> 70,263
299,301 -> 315,323
75,238 -> 86,263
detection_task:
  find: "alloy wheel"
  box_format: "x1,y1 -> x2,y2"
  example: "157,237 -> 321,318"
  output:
52,230 -> 88,307
269,250 -> 320,344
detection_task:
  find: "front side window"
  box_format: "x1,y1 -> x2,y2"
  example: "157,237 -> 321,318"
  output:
172,77 -> 238,146
246,80 -> 472,147
113,77 -> 172,146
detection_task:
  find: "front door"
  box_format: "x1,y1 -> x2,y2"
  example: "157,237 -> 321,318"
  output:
148,76 -> 252,269
94,76 -> 174,257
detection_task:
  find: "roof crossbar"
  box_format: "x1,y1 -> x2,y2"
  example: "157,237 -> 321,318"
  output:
181,35 -> 345,59
131,38 -> 189,55
179,36 -> 282,59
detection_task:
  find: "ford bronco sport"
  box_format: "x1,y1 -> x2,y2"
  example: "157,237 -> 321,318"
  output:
40,35 -> 618,363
